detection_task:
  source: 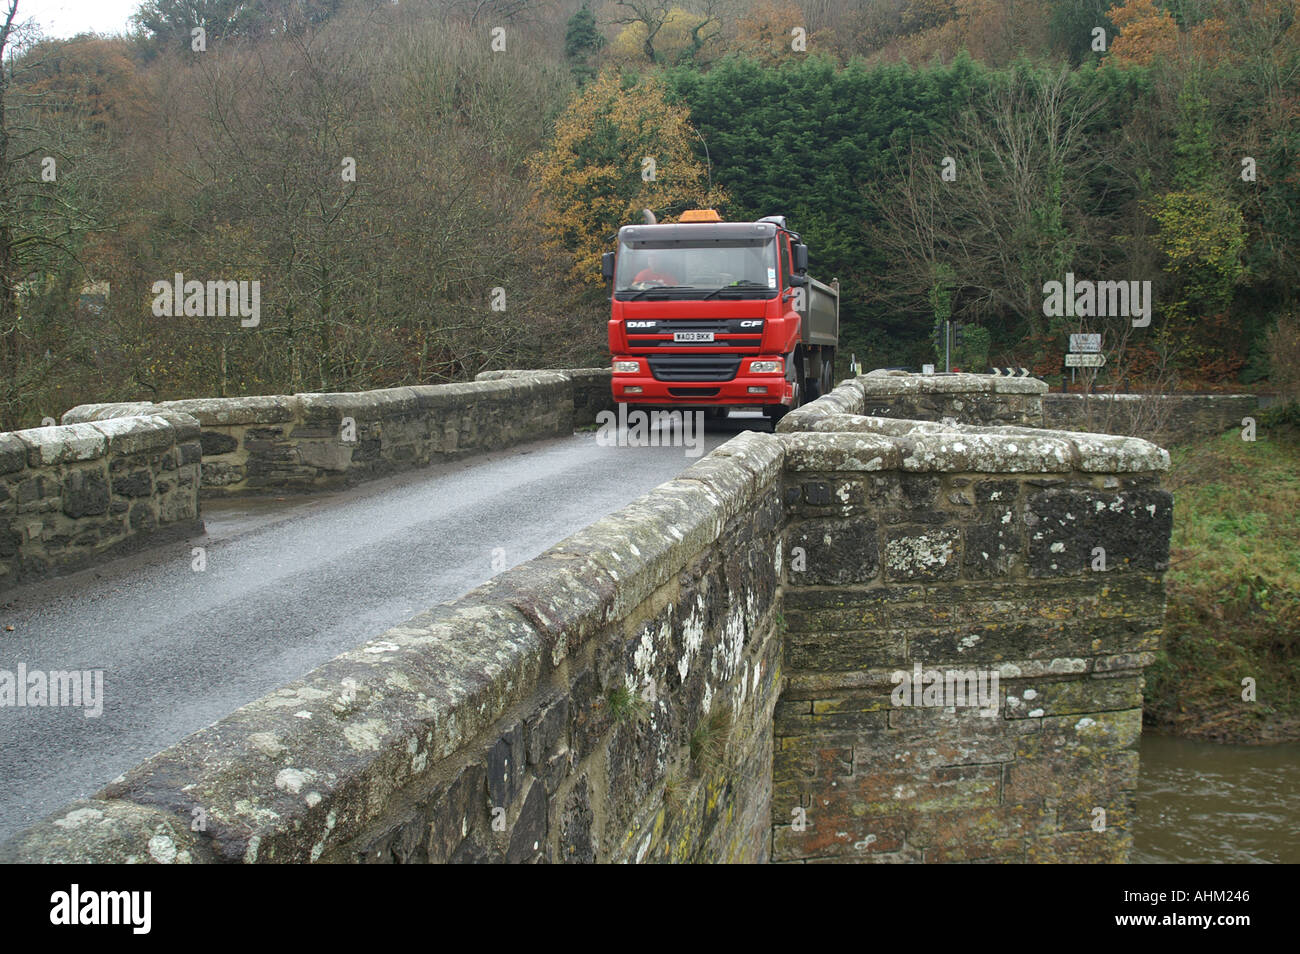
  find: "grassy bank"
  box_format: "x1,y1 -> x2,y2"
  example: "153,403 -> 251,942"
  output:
1144,405 -> 1300,743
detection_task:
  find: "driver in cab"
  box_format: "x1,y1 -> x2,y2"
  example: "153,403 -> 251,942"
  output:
632,251 -> 679,286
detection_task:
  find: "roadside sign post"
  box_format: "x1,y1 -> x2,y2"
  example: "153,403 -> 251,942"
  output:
1064,353 -> 1107,367
1064,351 -> 1106,393
1064,335 -> 1104,392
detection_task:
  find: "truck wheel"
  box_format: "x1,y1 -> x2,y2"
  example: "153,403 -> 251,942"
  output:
762,401 -> 789,425
805,353 -> 823,401
821,348 -> 836,394
805,347 -> 827,402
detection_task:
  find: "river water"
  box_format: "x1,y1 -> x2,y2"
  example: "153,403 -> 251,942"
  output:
1134,732 -> 1300,863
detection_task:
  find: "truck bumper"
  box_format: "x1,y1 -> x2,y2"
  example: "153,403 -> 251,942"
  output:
610,372 -> 793,407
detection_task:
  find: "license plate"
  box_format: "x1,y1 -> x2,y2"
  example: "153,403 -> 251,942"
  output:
673,331 -> 714,343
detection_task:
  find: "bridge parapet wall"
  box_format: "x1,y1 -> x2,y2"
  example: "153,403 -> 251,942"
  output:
771,378 -> 1170,862
63,373 -> 578,497
813,369 -> 1048,428
0,414 -> 202,590
1,431 -> 784,864
1042,392 -> 1260,444
3,372 -> 1173,863
474,368 -> 614,428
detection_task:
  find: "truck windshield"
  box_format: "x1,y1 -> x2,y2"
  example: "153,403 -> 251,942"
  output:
615,239 -> 777,295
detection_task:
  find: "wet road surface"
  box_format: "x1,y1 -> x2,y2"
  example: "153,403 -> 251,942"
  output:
0,414 -> 764,841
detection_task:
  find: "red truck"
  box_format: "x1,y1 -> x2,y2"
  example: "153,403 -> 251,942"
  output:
602,210 -> 840,422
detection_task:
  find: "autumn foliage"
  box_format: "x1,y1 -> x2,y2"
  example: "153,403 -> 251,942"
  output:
532,69 -> 725,284
732,0 -> 806,64
1107,0 -> 1228,68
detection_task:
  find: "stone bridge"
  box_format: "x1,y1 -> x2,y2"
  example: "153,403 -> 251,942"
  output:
1,371 -> 1181,862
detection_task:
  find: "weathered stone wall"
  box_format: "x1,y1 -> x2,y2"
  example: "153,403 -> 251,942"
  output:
475,368 -> 615,428
770,378 -> 1169,862
64,373 -> 577,497
1042,392 -> 1259,444
4,372 -> 1173,863
0,414 -> 202,590
846,369 -> 1048,427
1,432 -> 784,864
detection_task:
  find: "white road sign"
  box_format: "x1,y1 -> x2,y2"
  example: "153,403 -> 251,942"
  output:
1065,353 -> 1106,367
1069,334 -> 1102,352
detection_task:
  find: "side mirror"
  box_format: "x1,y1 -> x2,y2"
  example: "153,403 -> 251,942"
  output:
793,243 -> 809,273
602,252 -> 615,283
788,274 -> 808,287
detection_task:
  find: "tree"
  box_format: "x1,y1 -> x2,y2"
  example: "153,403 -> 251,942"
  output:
804,0 -> 905,61
732,0 -> 805,64
868,66 -> 1125,364
1107,0 -> 1229,68
132,0 -> 341,54
1142,67 -> 1247,378
0,4 -> 131,428
1048,0 -> 1115,65
1172,72 -> 1215,191
1145,189 -> 1246,373
667,53 -> 998,368
565,5 -> 605,83
901,0 -> 958,35
609,0 -> 726,64
87,4 -> 583,404
929,261 -> 954,365
16,35 -> 143,129
1265,311 -> 1300,402
566,4 -> 604,58
532,69 -> 725,283
0,0 -> 25,427
1107,0 -> 1180,67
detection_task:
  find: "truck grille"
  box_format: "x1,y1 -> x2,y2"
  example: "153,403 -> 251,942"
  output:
626,318 -> 763,351
648,355 -> 742,382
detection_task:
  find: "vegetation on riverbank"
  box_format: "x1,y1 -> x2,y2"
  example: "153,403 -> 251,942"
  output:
1145,404 -> 1300,743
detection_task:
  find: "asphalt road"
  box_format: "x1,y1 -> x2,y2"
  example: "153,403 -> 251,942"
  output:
0,413 -> 766,842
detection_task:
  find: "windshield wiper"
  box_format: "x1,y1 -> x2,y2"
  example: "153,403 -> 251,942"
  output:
624,285 -> 696,301
699,281 -> 769,301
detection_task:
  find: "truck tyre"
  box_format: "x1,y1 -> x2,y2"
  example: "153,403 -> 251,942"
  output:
806,348 -> 825,401
821,348 -> 836,395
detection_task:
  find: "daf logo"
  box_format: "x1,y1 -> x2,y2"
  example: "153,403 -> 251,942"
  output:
627,321 -> 656,328
739,320 -> 762,327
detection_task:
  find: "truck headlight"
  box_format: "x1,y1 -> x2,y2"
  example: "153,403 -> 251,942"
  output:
749,360 -> 783,374
613,361 -> 641,374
